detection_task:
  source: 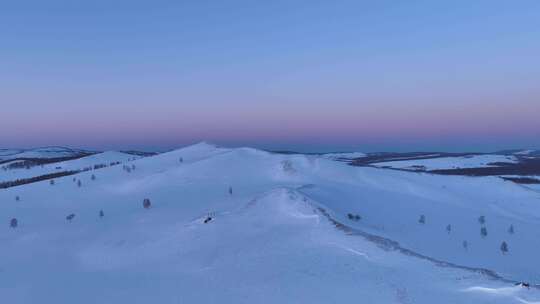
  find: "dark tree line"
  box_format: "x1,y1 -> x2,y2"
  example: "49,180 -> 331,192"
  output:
0,171 -> 79,189
0,154 -> 91,169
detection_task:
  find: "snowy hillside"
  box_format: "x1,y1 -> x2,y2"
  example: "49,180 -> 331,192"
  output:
322,151 -> 367,160
371,154 -> 518,171
0,146 -> 91,162
1,143 -> 539,303
0,151 -> 141,184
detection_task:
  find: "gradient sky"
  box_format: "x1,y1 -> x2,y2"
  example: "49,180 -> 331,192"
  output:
1,0 -> 539,152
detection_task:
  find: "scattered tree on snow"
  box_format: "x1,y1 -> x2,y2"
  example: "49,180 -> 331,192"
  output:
500,241 -> 509,254
66,214 -> 76,222
91,174 -> 96,181
143,198 -> 152,209
229,186 -> 233,195
508,224 -> 515,234
480,226 -> 488,238
99,210 -> 104,218
10,218 -> 18,228
347,213 -> 361,221
418,215 -> 426,224
50,179 -> 55,185
478,216 -> 485,225
15,196 -> 20,202
446,224 -> 452,234
77,180 -> 82,187
179,157 -> 183,163
462,240 -> 468,250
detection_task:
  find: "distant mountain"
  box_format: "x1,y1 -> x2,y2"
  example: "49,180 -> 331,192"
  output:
0,146 -> 159,163
2,142 -> 539,303
494,149 -> 540,156
0,146 -> 95,162
0,150 -> 145,188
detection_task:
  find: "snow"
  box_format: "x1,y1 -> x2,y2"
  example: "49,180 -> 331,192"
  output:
322,151 -> 366,160
0,151 -> 140,183
514,150 -> 535,156
372,154 -> 518,170
0,146 -> 89,161
1,142 -> 539,303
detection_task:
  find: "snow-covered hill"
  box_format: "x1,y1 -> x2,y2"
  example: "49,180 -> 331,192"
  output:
0,151 -> 141,184
0,146 -> 92,162
371,154 -> 518,171
1,143 -> 539,303
322,151 -> 367,160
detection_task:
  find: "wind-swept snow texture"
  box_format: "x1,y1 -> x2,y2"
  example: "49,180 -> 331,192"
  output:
1,142 -> 539,303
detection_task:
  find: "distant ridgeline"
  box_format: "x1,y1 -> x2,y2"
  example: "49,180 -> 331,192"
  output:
0,159 -> 124,189
0,147 -> 152,189
348,151 -> 540,184
0,154 -> 92,169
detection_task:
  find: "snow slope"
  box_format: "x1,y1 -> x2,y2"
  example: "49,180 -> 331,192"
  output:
372,154 -> 518,170
0,151 -> 140,183
0,146 -> 90,162
1,142 -> 539,303
322,151 -> 366,160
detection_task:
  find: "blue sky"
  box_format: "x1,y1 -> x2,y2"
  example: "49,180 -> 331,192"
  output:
1,0 -> 539,152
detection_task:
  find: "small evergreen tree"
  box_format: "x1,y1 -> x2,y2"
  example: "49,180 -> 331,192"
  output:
179,157 -> 183,163
446,224 -> 452,234
462,240 -> 468,250
10,218 -> 18,228
99,210 -> 104,218
66,214 -> 76,222
143,198 -> 151,209
508,224 -> 514,234
91,174 -> 96,181
229,186 -> 233,195
15,196 -> 20,202
50,179 -> 55,185
77,180 -> 82,187
347,213 -> 361,221
131,164 -> 136,170
480,226 -> 488,238
478,216 -> 485,225
418,215 -> 426,224
500,241 -> 508,254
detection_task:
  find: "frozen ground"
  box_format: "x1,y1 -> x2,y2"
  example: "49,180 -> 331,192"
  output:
322,151 -> 367,160
371,154 -> 518,171
0,151 -> 140,183
0,147 -> 90,162
1,143 -> 539,303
